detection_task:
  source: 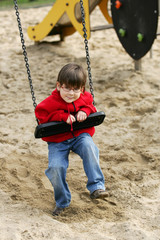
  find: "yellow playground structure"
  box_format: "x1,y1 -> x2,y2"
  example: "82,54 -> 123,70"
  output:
27,0 -> 112,41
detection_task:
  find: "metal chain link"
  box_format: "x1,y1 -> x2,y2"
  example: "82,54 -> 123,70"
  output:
13,0 -> 38,118
79,0 -> 95,105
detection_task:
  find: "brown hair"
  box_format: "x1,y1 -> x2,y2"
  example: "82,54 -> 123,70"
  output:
57,63 -> 87,89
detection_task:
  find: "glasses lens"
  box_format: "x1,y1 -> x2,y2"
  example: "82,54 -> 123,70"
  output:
63,87 -> 70,92
74,89 -> 80,93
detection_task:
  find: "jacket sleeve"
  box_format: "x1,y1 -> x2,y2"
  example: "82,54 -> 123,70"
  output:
35,100 -> 69,124
79,93 -> 97,116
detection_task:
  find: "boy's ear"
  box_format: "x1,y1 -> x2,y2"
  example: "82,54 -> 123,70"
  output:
56,82 -> 61,91
81,86 -> 85,94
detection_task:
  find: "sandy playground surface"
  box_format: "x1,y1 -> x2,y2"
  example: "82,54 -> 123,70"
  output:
0,5 -> 160,240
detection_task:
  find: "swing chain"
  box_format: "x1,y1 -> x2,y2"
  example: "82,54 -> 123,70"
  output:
14,0 -> 94,108
79,0 -> 95,105
13,0 -> 37,112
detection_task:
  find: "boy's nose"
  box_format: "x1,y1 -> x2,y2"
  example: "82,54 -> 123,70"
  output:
68,89 -> 74,93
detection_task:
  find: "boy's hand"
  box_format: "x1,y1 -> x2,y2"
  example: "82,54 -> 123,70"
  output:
66,114 -> 76,124
76,111 -> 87,122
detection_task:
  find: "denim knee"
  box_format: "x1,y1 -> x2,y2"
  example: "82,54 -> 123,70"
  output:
81,138 -> 98,156
45,165 -> 66,181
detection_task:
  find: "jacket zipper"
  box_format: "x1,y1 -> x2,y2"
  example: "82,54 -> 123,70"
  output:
72,102 -> 76,113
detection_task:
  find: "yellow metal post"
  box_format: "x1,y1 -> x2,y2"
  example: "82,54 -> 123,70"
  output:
98,0 -> 112,24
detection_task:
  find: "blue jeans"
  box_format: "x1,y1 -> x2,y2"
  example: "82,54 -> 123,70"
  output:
45,133 -> 105,208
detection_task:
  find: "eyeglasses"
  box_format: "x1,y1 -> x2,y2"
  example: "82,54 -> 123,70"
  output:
61,86 -> 81,93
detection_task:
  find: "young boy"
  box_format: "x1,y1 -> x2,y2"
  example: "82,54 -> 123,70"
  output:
35,63 -> 107,216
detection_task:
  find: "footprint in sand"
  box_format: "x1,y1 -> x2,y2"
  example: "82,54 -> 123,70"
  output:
16,166 -> 30,179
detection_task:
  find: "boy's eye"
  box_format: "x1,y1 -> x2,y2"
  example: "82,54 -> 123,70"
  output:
65,87 -> 70,91
74,88 -> 80,92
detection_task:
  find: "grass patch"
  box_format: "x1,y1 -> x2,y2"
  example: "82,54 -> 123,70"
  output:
0,0 -> 55,9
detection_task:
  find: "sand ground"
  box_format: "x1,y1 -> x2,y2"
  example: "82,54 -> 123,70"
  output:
0,5 -> 160,240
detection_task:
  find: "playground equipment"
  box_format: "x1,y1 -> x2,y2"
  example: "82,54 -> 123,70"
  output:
14,0 -> 106,138
27,0 -> 159,64
111,0 -> 159,60
27,0 -> 112,41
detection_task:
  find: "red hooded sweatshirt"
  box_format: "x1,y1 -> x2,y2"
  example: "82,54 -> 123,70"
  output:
35,89 -> 97,142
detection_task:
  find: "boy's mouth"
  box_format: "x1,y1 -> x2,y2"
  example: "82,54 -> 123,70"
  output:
66,96 -> 74,99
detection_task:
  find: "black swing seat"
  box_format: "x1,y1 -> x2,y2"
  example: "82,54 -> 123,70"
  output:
35,111 -> 105,138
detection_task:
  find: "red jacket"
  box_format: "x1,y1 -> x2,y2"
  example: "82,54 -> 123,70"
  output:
35,89 -> 97,142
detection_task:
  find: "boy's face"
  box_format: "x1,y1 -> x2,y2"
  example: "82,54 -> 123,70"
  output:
57,82 -> 83,103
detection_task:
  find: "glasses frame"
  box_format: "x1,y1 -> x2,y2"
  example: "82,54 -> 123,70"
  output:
60,85 -> 81,93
